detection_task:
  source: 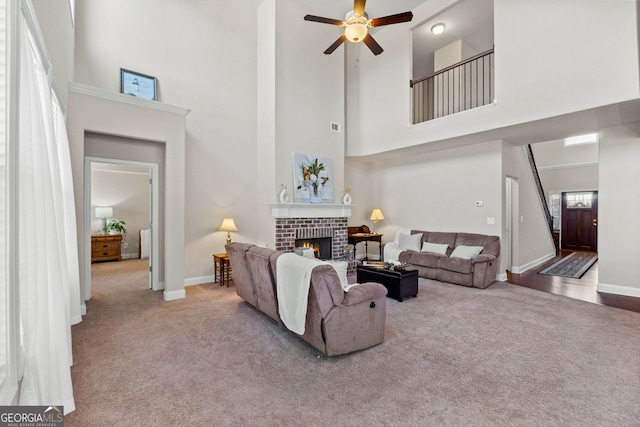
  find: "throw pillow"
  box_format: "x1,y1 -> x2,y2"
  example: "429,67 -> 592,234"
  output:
450,245 -> 483,259
421,241 -> 449,255
393,229 -> 411,246
325,260 -> 350,291
398,233 -> 423,252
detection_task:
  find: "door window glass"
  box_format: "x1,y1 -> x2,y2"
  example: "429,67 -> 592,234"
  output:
566,192 -> 592,209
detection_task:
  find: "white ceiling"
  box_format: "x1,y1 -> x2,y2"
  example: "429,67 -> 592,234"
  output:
296,0 -> 494,78
296,0 -> 426,21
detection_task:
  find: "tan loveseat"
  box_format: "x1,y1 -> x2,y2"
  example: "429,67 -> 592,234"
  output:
384,231 -> 500,289
226,242 -> 388,356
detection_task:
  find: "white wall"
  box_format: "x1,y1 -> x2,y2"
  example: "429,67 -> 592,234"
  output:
32,0 -> 74,106
75,0 -> 347,280
348,140 -> 504,268
273,0 -> 345,200
348,0 -> 639,156
255,0 -> 346,247
67,87 -> 186,301
74,0 -> 258,280
598,123 -> 640,297
538,166 -> 598,195
502,142 -> 556,273
532,139 -> 598,168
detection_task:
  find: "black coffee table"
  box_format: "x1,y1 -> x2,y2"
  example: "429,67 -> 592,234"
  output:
356,264 -> 418,302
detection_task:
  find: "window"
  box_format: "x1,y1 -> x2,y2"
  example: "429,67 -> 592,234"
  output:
566,192 -> 593,209
549,193 -> 561,231
564,133 -> 598,147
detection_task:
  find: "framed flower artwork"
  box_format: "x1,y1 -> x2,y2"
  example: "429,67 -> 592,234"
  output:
292,153 -> 334,203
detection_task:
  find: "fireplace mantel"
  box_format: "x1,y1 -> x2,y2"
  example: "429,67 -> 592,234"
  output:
269,203 -> 353,219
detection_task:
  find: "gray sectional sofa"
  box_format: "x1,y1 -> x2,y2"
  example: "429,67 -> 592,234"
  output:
384,230 -> 500,289
225,242 -> 388,356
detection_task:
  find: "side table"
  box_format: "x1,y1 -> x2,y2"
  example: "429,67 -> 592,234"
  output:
348,233 -> 383,261
213,253 -> 232,287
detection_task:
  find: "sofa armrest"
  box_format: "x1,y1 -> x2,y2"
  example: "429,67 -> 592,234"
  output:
471,254 -> 496,264
383,242 -> 403,263
342,282 -> 387,306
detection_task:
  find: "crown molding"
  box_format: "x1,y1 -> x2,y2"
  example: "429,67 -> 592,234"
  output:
69,82 -> 191,116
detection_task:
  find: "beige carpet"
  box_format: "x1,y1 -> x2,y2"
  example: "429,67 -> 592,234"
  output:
65,259 -> 640,426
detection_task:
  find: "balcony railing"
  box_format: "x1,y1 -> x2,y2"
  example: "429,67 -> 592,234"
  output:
410,48 -> 494,124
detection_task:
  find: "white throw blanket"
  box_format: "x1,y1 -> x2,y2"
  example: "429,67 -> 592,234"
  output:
276,253 -> 325,335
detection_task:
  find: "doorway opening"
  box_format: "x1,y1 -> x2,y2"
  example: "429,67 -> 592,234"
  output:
561,191 -> 598,252
84,157 -> 160,300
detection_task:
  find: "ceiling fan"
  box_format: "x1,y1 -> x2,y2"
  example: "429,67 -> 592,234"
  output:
304,0 -> 413,56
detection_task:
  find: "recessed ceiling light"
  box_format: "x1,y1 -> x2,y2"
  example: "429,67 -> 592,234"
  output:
431,23 -> 445,35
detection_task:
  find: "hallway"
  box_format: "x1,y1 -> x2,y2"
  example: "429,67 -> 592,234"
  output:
508,251 -> 640,314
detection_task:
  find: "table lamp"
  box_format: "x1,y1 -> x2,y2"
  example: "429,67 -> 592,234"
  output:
95,206 -> 113,234
218,218 -> 238,244
370,209 -> 384,234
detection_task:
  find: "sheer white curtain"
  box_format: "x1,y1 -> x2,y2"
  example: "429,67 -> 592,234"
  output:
18,14 -> 78,413
0,0 -> 7,382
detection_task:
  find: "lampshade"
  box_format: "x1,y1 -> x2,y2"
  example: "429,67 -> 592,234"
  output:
95,206 -> 113,218
218,218 -> 238,232
370,209 -> 385,221
345,23 -> 368,42
218,218 -> 238,245
344,11 -> 369,43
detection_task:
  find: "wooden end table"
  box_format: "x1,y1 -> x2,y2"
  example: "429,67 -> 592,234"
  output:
213,253 -> 231,287
356,264 -> 418,302
348,233 -> 383,261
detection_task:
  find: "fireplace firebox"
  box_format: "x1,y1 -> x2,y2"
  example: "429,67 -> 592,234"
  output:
295,237 -> 332,260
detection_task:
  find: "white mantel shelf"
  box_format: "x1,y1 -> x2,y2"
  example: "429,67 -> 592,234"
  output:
269,203 -> 354,218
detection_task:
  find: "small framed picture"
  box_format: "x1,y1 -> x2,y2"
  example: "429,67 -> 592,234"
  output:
120,68 -> 157,101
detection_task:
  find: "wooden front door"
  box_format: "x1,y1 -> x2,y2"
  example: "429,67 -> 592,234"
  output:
561,191 -> 598,251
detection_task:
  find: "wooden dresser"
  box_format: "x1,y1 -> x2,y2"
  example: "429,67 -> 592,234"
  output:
91,234 -> 122,263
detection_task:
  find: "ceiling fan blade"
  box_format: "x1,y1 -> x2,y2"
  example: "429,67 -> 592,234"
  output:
304,15 -> 344,26
324,34 -> 347,54
353,0 -> 366,16
369,11 -> 413,27
362,34 -> 383,55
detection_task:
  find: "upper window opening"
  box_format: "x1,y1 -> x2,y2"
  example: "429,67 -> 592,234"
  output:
564,133 -> 599,147
410,0 -> 494,124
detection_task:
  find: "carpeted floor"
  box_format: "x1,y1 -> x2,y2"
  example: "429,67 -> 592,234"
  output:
65,259 -> 640,426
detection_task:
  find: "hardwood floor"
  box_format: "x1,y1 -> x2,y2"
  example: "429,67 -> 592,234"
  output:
507,250 -> 640,314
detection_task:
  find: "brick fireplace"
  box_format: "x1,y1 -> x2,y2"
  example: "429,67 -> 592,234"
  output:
271,203 -> 354,263
275,217 -> 348,260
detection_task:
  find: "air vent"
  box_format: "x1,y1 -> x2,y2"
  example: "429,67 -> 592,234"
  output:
330,122 -> 341,133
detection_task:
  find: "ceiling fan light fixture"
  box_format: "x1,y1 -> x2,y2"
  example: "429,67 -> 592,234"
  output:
431,23 -> 445,35
345,23 -> 368,42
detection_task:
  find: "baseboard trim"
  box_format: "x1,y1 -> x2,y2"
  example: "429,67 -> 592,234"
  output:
184,275 -> 215,287
511,252 -> 556,274
496,272 -> 507,282
597,282 -> 640,298
121,253 -> 139,260
81,304 -> 87,315
163,289 -> 186,301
